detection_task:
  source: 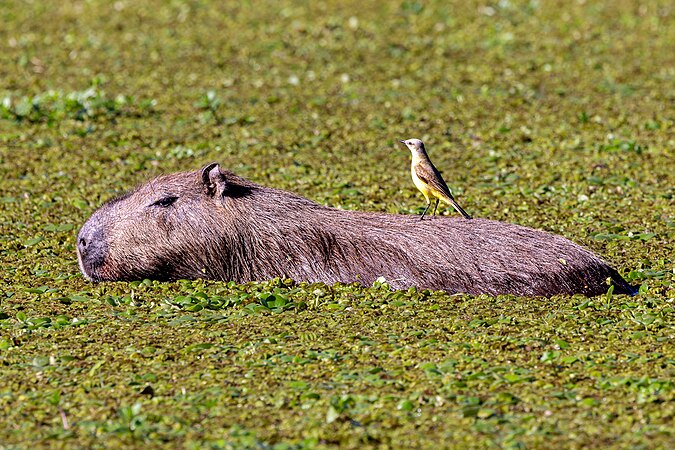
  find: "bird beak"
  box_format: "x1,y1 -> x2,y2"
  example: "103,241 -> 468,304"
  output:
399,140 -> 405,144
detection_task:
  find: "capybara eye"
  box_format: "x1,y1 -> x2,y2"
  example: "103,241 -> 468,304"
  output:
151,196 -> 178,208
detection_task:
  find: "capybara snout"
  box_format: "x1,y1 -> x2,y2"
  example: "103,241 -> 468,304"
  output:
77,163 -> 636,297
76,215 -> 108,282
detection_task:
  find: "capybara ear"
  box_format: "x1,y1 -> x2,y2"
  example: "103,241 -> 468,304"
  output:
201,162 -> 227,197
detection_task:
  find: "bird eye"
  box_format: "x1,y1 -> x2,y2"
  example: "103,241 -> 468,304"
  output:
151,196 -> 178,207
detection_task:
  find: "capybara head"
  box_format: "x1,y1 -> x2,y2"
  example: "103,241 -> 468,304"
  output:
77,163 -> 249,282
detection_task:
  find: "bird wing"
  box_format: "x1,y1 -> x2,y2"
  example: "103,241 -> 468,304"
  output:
415,161 -> 455,200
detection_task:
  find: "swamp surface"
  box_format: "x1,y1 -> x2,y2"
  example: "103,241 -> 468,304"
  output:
0,1 -> 673,448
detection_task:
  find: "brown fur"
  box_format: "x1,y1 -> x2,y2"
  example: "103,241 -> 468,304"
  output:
76,163 -> 636,297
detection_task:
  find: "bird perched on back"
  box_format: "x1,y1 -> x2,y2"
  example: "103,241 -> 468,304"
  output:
400,138 -> 472,220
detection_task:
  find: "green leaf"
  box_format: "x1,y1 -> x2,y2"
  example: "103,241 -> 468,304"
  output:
48,390 -> 61,406
72,199 -> 89,210
24,236 -> 44,247
326,406 -> 340,424
561,355 -> 579,364
477,408 -> 496,419
185,343 -> 214,352
397,400 -> 414,411
288,381 -> 309,390
580,397 -> 599,407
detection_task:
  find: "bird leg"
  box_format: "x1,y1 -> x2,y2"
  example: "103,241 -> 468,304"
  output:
420,201 -> 431,221
432,199 -> 439,216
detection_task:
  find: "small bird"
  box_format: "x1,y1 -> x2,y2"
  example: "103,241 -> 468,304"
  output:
400,138 -> 472,220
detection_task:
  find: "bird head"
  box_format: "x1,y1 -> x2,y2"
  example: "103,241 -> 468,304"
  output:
399,138 -> 426,154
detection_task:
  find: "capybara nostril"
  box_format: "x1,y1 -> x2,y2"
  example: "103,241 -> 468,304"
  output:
78,237 -> 87,250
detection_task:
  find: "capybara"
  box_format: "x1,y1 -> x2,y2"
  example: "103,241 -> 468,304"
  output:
77,163 -> 636,297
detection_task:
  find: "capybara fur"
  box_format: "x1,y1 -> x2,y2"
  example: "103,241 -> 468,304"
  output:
77,163 -> 636,297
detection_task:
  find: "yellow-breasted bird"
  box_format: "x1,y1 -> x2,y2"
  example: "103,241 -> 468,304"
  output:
400,138 -> 472,220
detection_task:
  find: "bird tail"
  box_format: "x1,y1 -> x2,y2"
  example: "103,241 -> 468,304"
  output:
450,199 -> 472,219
